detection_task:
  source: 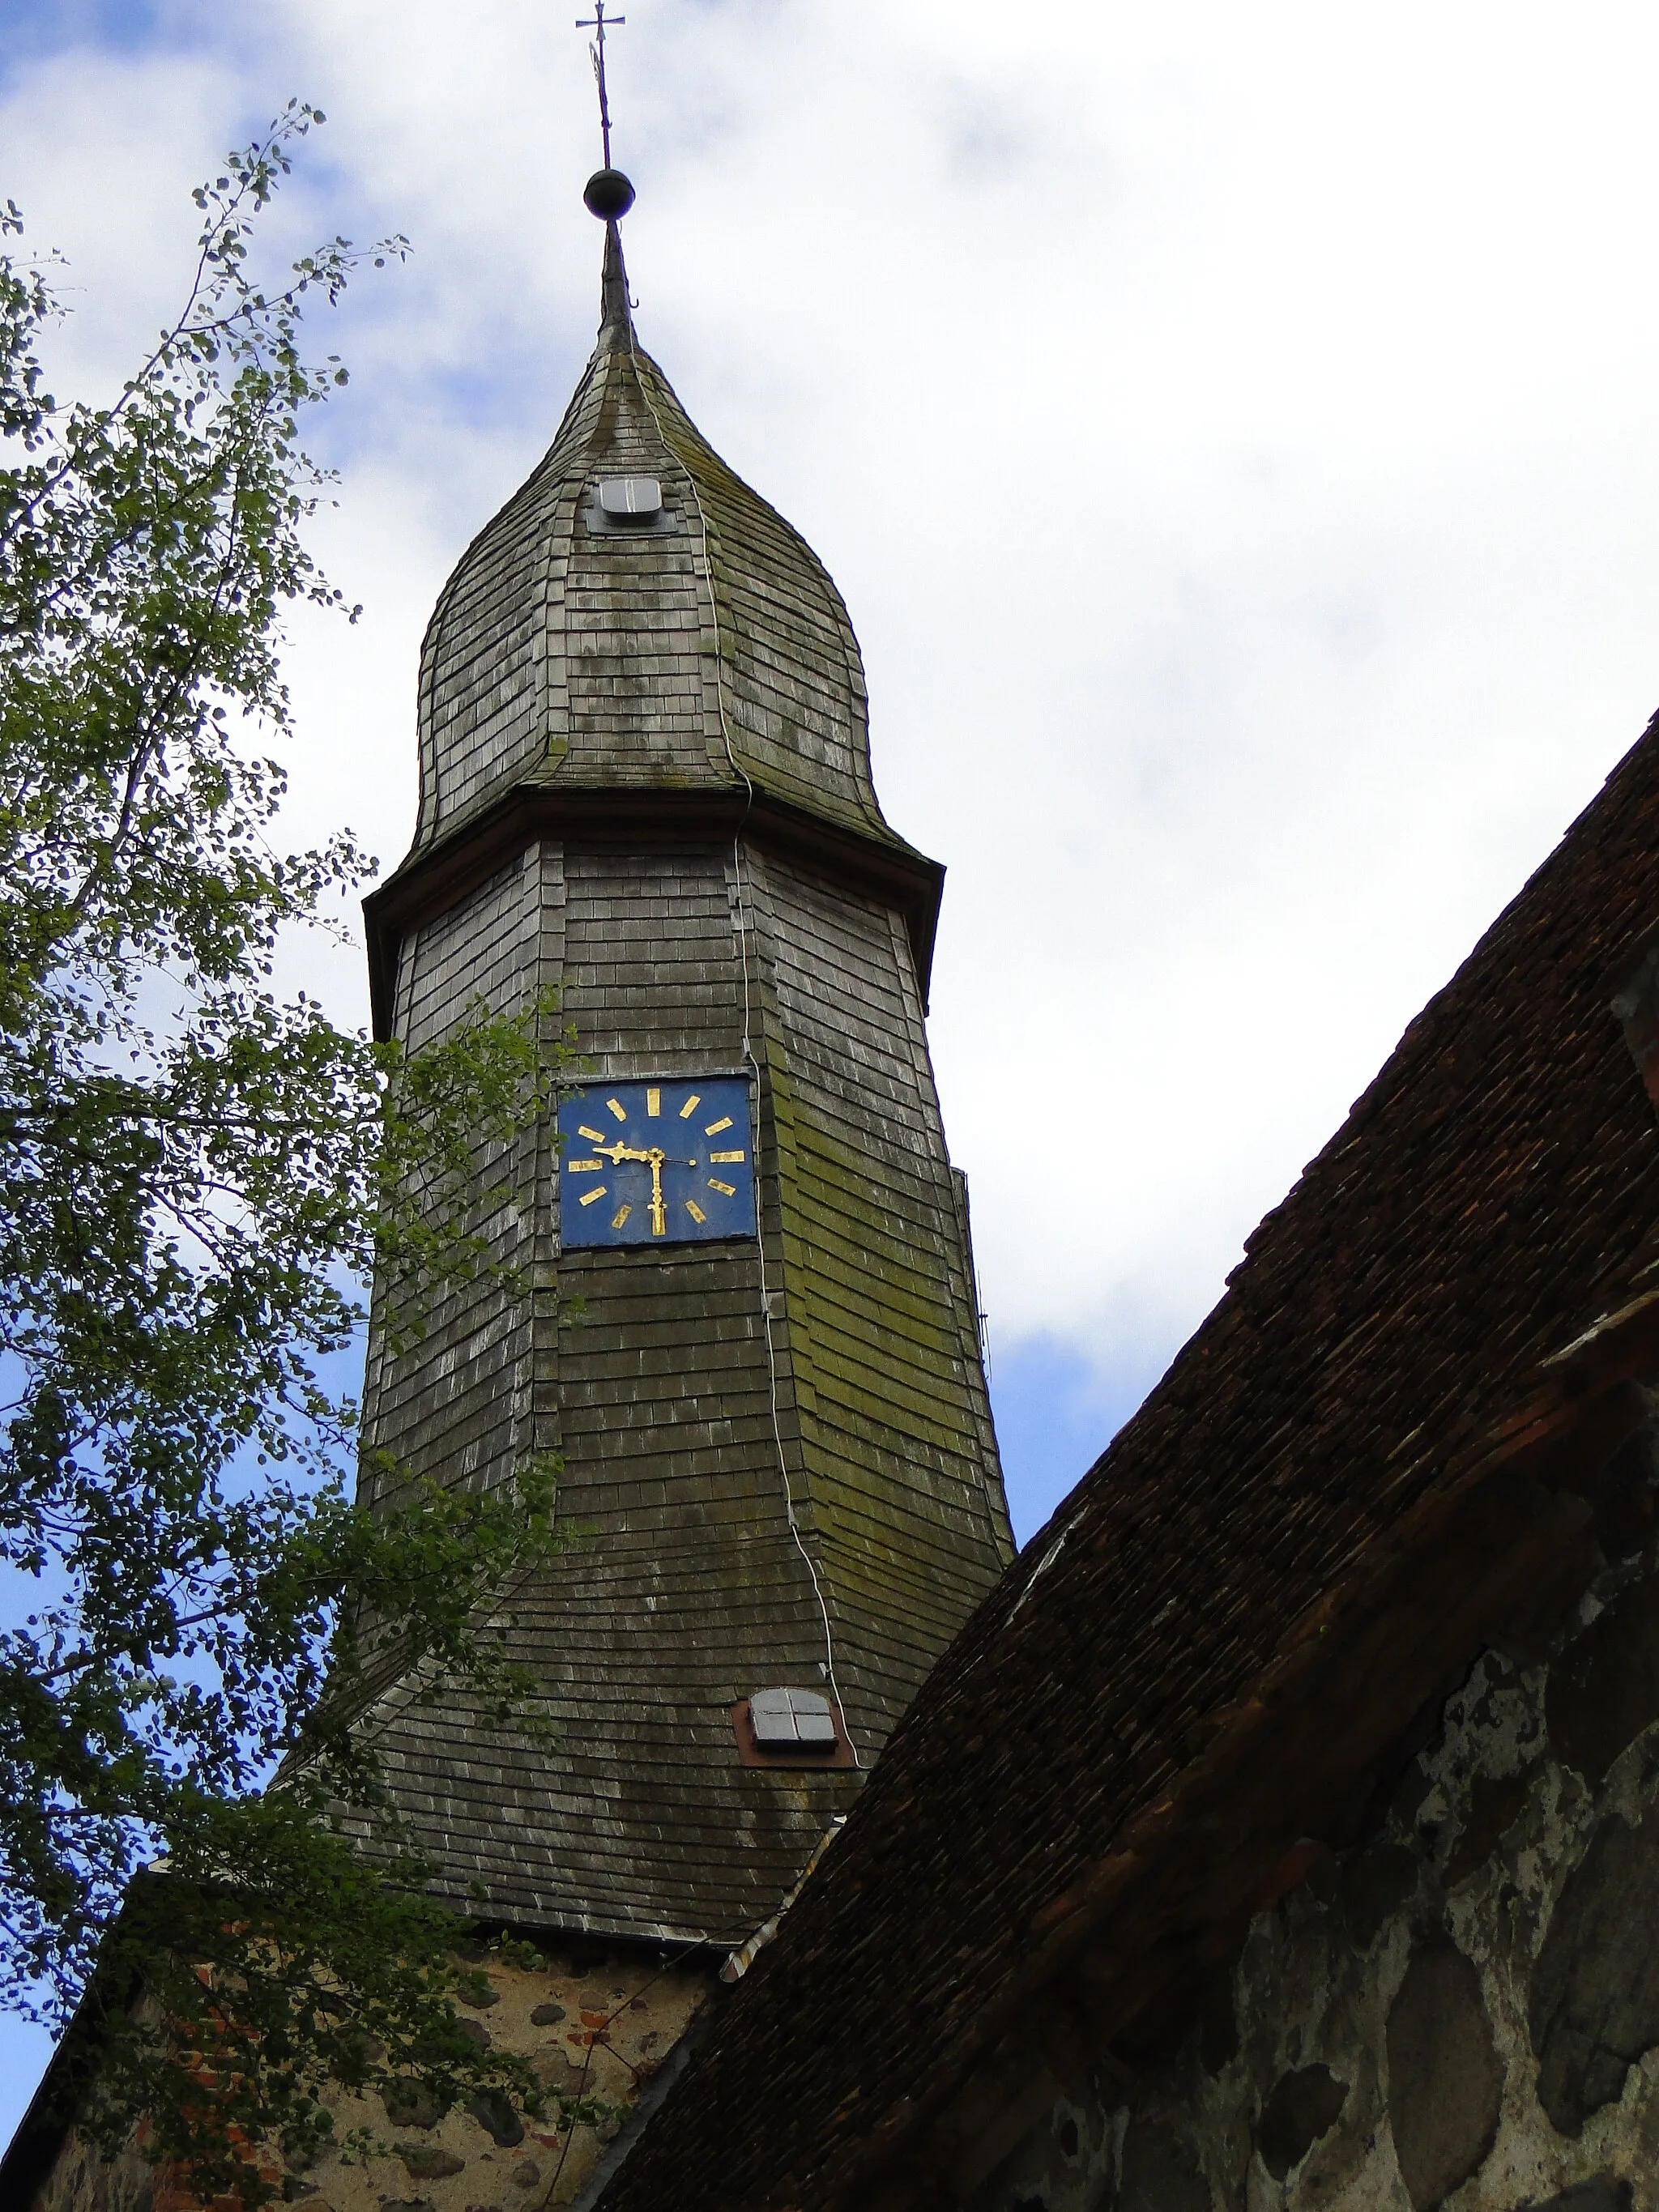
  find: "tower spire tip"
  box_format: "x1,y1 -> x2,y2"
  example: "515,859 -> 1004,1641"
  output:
576,0 -> 633,342
597,215 -> 633,347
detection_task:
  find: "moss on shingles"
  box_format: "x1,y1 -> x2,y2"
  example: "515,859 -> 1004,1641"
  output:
759,1057 -> 1002,1646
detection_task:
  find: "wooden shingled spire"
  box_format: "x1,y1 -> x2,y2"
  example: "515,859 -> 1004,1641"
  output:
348,184 -> 1015,1954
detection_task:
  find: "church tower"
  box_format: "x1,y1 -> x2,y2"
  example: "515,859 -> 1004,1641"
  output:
354,171 -> 1013,1955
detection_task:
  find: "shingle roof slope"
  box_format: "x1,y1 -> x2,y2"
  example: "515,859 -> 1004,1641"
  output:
404,221 -> 913,863
598,714 -> 1659,2211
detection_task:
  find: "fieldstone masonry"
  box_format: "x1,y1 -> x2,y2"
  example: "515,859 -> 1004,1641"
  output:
270,1940 -> 713,2212
971,1545 -> 1659,2212
28,1941 -> 712,2212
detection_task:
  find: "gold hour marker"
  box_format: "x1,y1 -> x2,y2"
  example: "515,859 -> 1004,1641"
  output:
578,1185 -> 608,1207
685,1200 -> 707,1225
679,1094 -> 701,1119
566,1158 -> 603,1173
578,1124 -> 607,1144
707,1178 -> 736,1197
646,1086 -> 661,1116
708,1149 -> 746,1164
606,1097 -> 629,1122
704,1115 -> 733,1136
611,1204 -> 632,1229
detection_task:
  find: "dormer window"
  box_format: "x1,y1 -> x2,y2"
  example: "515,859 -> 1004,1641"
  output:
733,1686 -> 851,1767
588,475 -> 664,531
751,1686 -> 835,1748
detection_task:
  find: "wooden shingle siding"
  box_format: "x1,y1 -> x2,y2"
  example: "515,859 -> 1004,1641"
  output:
559,848 -> 744,1064
359,853 -> 547,1518
352,258 -> 1012,1948
753,851 -> 1007,1677
418,460 -> 563,841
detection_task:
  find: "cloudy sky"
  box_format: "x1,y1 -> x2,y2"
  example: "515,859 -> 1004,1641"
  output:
6,0 -> 1659,2131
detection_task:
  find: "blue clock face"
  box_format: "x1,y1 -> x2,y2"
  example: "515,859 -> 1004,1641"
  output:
557,1077 -> 757,1249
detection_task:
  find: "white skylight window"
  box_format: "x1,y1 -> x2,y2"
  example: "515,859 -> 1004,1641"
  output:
596,475 -> 663,521
748,1686 -> 838,1750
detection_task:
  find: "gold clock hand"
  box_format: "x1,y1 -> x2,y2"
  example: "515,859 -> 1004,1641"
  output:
599,1136 -> 697,1167
648,1146 -> 666,1236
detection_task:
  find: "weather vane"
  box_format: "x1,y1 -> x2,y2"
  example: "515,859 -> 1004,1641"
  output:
577,0 -> 625,172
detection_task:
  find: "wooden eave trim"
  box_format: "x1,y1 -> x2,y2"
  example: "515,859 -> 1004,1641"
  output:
360,785 -> 945,1040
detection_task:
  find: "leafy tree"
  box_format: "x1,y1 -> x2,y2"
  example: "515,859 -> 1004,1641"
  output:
0,105 -> 573,2198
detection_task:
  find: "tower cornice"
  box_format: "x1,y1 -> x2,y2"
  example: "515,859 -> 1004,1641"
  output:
361,779 -> 945,1041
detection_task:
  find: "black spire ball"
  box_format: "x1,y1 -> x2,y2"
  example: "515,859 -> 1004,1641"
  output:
583,168 -> 636,220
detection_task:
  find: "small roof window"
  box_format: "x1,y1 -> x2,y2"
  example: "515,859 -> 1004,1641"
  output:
749,1686 -> 837,1749
734,1686 -> 850,1767
596,475 -> 663,522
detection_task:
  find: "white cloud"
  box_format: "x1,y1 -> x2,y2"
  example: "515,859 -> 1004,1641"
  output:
7,0 -> 1659,1374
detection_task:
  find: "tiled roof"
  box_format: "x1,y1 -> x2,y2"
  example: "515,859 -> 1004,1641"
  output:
597,714 -> 1659,2210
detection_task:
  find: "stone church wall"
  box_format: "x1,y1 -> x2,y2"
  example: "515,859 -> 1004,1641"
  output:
976,1554 -> 1659,2212
27,2131 -> 157,2212
24,1939 -> 714,2212
271,1940 -> 714,2212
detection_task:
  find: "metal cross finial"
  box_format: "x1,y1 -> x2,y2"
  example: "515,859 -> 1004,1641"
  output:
576,0 -> 626,170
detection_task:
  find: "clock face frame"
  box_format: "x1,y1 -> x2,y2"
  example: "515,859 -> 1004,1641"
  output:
557,1076 -> 757,1250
